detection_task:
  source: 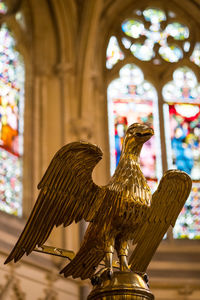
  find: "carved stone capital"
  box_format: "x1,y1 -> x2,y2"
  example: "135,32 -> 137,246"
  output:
69,118 -> 94,141
54,62 -> 74,76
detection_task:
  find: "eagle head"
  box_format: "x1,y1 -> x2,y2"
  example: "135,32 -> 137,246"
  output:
122,123 -> 154,157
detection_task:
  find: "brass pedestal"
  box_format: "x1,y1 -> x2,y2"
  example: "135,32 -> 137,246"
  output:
88,272 -> 154,300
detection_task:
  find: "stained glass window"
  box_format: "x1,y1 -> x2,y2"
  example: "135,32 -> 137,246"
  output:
121,8 -> 189,63
107,64 -> 162,185
106,6 -> 200,240
163,67 -> 200,239
0,24 -> 24,216
105,8 -> 190,68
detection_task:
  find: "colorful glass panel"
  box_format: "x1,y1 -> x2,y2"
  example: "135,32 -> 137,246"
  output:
143,8 -> 166,23
0,0 -> 7,14
0,24 -> 24,216
173,182 -> 200,239
163,67 -> 200,239
121,38 -> 131,49
122,9 -> 188,62
107,64 -> 162,182
0,148 -> 22,215
122,20 -> 144,39
164,103 -> 200,178
165,23 -> 189,40
163,67 -> 200,104
106,36 -> 124,69
190,43 -> 200,67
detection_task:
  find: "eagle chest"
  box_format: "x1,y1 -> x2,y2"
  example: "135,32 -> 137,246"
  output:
113,182 -> 149,231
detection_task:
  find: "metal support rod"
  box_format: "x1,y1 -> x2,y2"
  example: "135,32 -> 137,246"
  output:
34,245 -> 75,260
33,245 -> 120,268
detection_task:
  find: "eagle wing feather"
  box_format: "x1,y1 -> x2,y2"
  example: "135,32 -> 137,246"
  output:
129,170 -> 192,272
5,142 -> 103,264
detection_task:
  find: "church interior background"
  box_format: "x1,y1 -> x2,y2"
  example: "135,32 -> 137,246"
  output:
0,0 -> 200,299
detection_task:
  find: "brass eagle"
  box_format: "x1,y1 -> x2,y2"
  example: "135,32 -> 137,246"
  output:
5,123 -> 192,281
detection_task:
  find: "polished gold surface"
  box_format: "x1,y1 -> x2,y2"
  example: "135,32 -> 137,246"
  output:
88,271 -> 154,300
5,123 -> 192,286
33,245 -> 120,269
34,245 -> 75,260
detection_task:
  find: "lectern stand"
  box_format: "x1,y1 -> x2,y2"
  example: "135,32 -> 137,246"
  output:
88,272 -> 154,300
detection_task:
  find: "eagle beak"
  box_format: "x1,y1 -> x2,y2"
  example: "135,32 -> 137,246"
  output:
135,127 -> 154,141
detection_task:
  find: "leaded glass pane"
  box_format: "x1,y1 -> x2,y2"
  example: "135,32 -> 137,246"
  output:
130,43 -> 154,61
0,148 -> 22,215
0,24 -> 24,216
164,103 -> 200,178
163,67 -> 200,103
165,23 -> 189,40
143,8 -> 166,23
107,64 -> 162,182
163,66 -> 200,239
121,38 -> 131,49
190,43 -> 200,67
106,36 -> 124,69
122,20 -> 144,39
159,45 -> 183,63
173,182 -> 200,239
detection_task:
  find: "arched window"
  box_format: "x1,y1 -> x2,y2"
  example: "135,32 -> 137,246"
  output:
0,23 -> 25,216
107,63 -> 161,191
106,6 -> 200,239
163,66 -> 200,239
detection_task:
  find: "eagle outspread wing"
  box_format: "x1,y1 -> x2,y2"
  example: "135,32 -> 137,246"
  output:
129,170 -> 192,273
5,142 -> 103,264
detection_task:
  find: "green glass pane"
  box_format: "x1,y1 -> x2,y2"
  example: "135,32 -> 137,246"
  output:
122,19 -> 144,38
165,22 -> 189,40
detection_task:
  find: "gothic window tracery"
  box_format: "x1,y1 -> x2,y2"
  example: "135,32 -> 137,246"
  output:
106,6 -> 200,239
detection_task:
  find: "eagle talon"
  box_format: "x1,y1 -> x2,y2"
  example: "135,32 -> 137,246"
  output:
91,267 -> 113,286
135,272 -> 149,287
106,268 -> 113,279
91,275 -> 102,286
143,273 -> 149,288
100,267 -> 113,280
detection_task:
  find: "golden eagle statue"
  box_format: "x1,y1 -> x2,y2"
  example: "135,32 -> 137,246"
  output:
5,123 -> 192,283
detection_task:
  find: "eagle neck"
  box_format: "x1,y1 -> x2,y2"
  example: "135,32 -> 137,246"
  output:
114,154 -> 141,177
